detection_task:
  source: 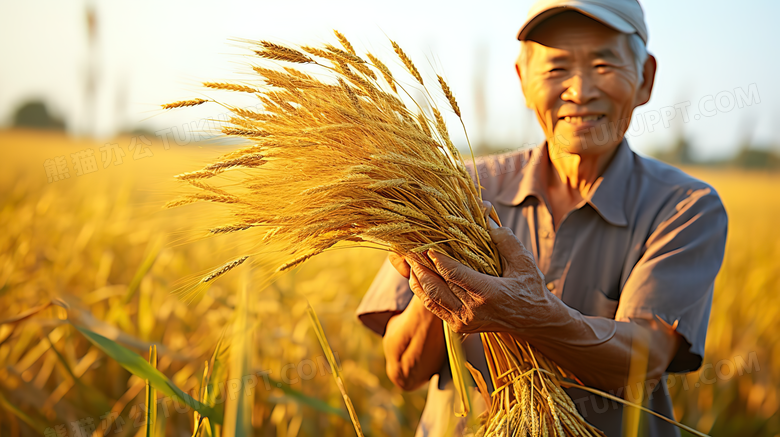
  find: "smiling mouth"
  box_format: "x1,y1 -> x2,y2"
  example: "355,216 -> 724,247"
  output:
562,115 -> 605,124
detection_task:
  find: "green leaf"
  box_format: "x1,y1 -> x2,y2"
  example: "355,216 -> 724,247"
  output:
73,324 -> 223,425
205,336 -> 229,437
146,345 -> 158,437
46,331 -> 112,415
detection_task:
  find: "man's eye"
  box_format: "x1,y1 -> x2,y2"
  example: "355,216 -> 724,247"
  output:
549,68 -> 565,73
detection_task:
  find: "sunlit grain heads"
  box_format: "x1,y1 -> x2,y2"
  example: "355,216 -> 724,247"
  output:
360,207 -> 405,222
432,107 -> 459,158
324,44 -> 364,64
361,222 -> 413,236
390,40 -> 423,86
366,53 -> 397,93
254,41 -> 313,64
461,247 -> 492,272
416,183 -> 449,200
161,98 -> 209,110
445,214 -> 491,241
209,223 -> 255,234
416,112 -> 432,137
276,250 -> 322,272
338,78 -> 365,116
222,127 -> 270,138
200,256 -> 249,283
437,75 -> 461,118
186,180 -> 231,197
203,82 -> 258,93
372,153 -> 458,176
382,200 -> 429,221
367,178 -> 407,190
411,242 -> 441,253
164,197 -> 199,209
230,107 -> 265,120
204,153 -> 266,172
348,164 -> 376,175
189,193 -> 242,205
173,170 -> 217,181
252,66 -> 315,90
333,30 -> 356,56
328,45 -> 378,81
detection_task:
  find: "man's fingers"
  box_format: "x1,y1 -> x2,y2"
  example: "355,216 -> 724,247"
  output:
426,250 -> 492,293
489,227 -> 536,275
408,260 -> 464,316
422,297 -> 456,326
409,270 -> 456,325
388,252 -> 410,278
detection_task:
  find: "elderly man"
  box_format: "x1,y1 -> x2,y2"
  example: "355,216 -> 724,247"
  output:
356,0 -> 728,435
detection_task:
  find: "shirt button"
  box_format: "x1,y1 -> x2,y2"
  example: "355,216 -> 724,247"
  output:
546,282 -> 555,292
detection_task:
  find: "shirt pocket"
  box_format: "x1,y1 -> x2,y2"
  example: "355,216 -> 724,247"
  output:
580,288 -> 619,319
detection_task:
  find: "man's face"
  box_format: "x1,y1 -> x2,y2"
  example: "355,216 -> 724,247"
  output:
518,11 -> 652,156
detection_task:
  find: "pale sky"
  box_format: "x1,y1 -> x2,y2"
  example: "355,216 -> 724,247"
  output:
1,0 -> 778,160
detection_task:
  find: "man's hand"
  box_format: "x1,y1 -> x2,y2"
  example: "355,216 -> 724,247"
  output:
390,226 -> 555,334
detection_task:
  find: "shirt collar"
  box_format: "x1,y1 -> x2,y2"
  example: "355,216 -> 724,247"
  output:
494,143 -> 547,207
494,139 -> 633,227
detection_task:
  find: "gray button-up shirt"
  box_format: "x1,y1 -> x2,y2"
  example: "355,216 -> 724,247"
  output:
356,139 -> 728,436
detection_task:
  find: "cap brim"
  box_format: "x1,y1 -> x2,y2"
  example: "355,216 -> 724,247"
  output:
517,3 -> 636,41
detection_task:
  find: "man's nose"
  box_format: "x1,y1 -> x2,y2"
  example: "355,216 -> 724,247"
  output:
561,73 -> 599,104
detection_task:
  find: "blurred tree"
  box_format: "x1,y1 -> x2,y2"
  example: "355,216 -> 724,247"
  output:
652,130 -> 694,165
731,144 -> 780,169
12,100 -> 65,130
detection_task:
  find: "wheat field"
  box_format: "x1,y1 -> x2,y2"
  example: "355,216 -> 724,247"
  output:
0,130 -> 777,436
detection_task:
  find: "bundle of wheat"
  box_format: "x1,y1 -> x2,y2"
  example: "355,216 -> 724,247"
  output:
164,31 -> 604,436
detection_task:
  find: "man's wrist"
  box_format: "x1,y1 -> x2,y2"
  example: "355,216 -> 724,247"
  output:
506,293 -> 582,341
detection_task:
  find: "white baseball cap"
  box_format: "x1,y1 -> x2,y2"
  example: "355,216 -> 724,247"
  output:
517,0 -> 648,44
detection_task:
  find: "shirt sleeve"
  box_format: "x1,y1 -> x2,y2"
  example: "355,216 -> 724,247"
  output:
615,185 -> 728,373
355,257 -> 414,336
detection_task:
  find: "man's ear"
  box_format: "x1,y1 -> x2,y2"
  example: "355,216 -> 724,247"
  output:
515,62 -> 532,109
635,54 -> 657,107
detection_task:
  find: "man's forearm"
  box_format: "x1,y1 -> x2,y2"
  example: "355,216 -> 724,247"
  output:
383,295 -> 446,391
517,301 -> 680,393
